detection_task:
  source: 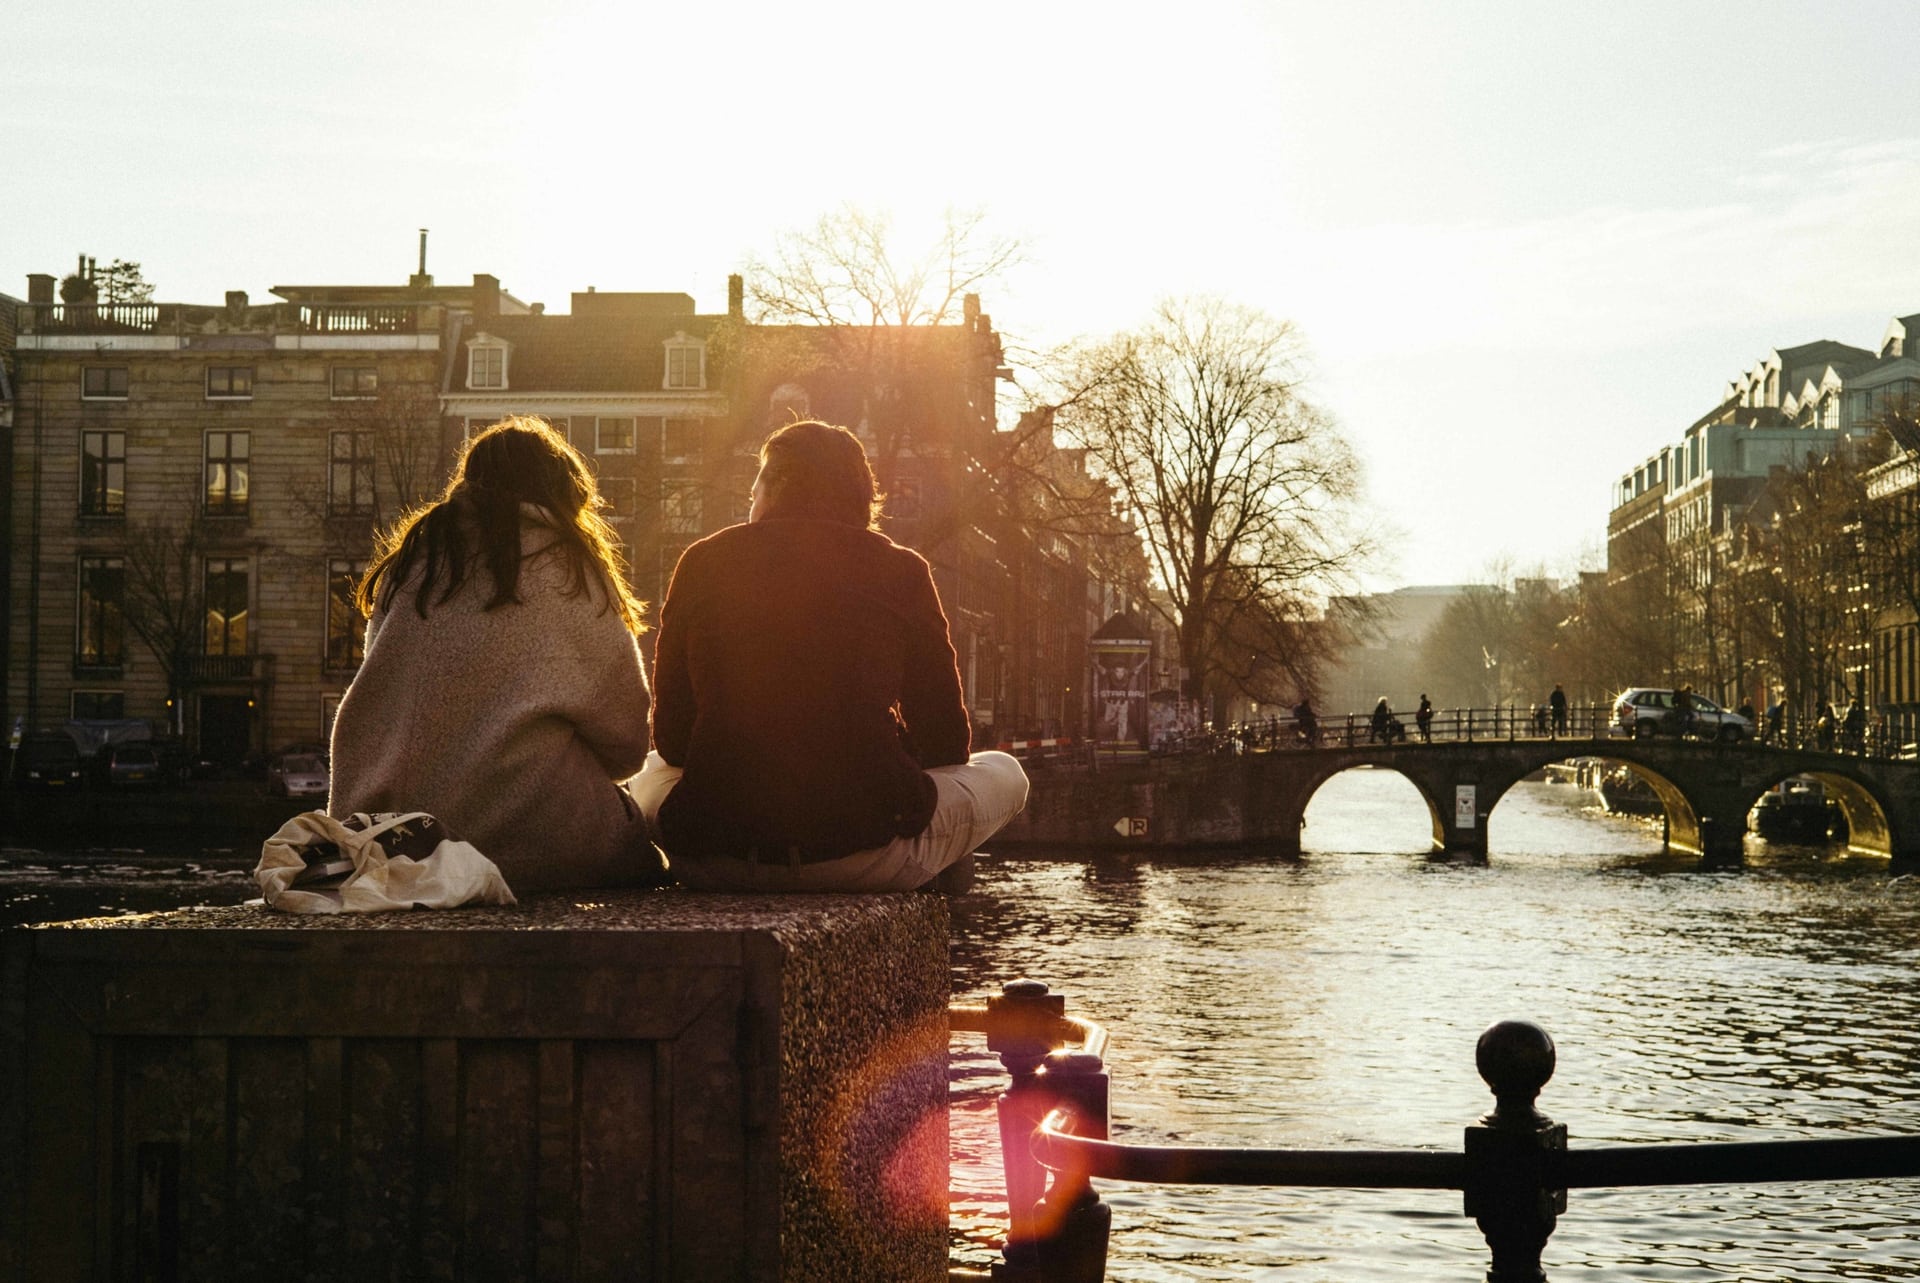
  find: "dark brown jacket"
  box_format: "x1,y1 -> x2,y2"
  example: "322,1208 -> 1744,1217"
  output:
650,518 -> 970,862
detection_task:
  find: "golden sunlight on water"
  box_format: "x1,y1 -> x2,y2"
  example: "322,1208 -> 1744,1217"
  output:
949,771 -> 1920,1281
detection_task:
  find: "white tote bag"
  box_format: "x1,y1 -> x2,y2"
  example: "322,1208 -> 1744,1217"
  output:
256,810 -> 517,914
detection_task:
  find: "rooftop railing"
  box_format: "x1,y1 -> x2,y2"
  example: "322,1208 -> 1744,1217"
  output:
951,981 -> 1920,1282
23,301 -> 437,336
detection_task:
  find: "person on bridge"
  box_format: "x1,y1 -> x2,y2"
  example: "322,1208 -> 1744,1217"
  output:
1549,684 -> 1568,738
1816,699 -> 1837,752
1293,697 -> 1320,747
1416,694 -> 1433,743
1842,698 -> 1867,754
1369,697 -> 1404,744
1674,685 -> 1697,737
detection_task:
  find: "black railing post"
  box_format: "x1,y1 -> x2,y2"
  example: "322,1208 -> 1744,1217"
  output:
990,979 -> 1068,1281
1034,1052 -> 1112,1283
1464,1021 -> 1566,1283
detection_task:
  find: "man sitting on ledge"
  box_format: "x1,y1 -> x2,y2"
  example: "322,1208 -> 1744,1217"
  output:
628,421 -> 1028,891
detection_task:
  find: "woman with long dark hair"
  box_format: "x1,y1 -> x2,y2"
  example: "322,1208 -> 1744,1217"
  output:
328,416 -> 660,890
628,420 -> 1027,891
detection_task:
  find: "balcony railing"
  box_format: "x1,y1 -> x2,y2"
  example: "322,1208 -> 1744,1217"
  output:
179,653 -> 273,683
24,302 -> 436,337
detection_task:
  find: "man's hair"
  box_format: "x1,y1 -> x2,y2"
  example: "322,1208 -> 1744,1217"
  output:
756,420 -> 882,529
358,415 -> 646,634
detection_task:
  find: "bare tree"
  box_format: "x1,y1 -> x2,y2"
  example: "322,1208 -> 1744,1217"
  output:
1044,297 -> 1374,719
737,206 -> 1025,533
119,507 -> 209,723
744,205 -> 1023,328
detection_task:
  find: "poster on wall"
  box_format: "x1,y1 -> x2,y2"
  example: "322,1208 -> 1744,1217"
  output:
1092,639 -> 1151,747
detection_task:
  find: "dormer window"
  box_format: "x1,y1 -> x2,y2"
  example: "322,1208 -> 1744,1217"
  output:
664,333 -> 705,390
467,334 -> 508,390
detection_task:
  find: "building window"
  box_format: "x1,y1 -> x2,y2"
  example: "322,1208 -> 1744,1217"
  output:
80,430 -> 126,516
204,431 -> 250,515
72,690 -> 125,720
662,480 -> 702,534
77,556 -> 126,667
331,366 -> 378,398
204,558 -> 249,656
596,417 -> 636,454
206,366 -> 254,399
326,559 -> 366,669
329,430 -> 376,515
467,342 -> 507,390
889,475 -> 924,520
662,417 -> 701,464
664,337 -> 705,390
82,366 -> 129,399
599,475 -> 635,524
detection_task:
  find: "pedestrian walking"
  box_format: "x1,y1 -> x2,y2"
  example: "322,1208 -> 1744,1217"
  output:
1764,699 -> 1784,745
1548,683 -> 1567,738
1416,694 -> 1433,743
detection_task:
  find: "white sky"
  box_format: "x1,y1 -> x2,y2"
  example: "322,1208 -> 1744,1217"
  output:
9,0 -> 1920,587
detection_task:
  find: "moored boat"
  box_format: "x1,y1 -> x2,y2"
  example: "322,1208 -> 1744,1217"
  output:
1751,776 -> 1848,844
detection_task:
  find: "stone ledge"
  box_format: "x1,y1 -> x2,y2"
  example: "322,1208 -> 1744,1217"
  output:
3,890 -> 951,1282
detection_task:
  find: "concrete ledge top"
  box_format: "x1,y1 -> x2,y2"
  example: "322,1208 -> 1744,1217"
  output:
20,890 -> 944,940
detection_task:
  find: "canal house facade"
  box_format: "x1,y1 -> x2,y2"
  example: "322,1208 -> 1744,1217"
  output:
1604,313 -> 1920,722
3,266 -> 1118,761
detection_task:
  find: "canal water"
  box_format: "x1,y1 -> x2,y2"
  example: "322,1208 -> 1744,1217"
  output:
6,769 -> 1917,1279
949,770 -> 1920,1280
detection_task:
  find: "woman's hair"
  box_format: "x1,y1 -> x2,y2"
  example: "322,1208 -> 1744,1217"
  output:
357,416 -> 646,634
755,420 -> 882,529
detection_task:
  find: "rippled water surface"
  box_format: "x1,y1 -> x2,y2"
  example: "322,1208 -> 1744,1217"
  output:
949,771 -> 1920,1281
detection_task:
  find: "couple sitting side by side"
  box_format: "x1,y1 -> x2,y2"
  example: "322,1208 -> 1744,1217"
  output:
326,416 -> 1027,894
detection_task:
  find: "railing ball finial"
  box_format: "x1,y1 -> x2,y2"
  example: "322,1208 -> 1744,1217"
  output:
1476,1020 -> 1555,1127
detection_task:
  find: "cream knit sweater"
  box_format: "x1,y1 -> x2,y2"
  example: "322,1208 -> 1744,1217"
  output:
327,519 -> 656,892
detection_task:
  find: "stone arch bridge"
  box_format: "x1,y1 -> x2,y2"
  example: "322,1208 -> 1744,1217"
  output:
1003,741 -> 1920,865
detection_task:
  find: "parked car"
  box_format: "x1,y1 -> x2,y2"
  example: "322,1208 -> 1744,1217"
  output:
266,752 -> 330,799
101,741 -> 165,788
1610,688 -> 1753,741
15,731 -> 85,790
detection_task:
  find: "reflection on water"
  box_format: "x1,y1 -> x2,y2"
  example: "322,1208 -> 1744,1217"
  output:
0,846 -> 257,926
950,771 -> 1920,1281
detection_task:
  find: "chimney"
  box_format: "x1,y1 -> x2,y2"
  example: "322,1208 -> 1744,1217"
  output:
225,290 -> 249,313
27,274 -> 55,305
530,302 -> 545,316
409,228 -> 434,289
963,293 -> 980,326
472,272 -> 500,318
728,273 -> 744,319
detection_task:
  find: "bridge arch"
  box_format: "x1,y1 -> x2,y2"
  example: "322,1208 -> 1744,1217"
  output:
1295,763 -> 1451,854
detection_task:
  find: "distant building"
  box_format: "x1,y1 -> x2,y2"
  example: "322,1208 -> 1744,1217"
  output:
1604,311 -> 1920,713
2,266 -> 508,760
1321,584 -> 1479,715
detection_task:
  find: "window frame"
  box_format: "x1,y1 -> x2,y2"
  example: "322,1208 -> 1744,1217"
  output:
81,366 -> 129,400
660,478 -> 703,534
662,417 -> 702,464
595,417 -> 637,455
203,556 -> 251,657
330,366 -> 378,399
205,365 -> 255,400
203,430 -> 251,516
76,554 -> 127,668
328,429 -> 376,516
663,335 -> 706,390
325,558 -> 367,670
598,475 -> 636,525
71,689 -> 127,720
79,429 -> 127,517
466,340 -> 507,390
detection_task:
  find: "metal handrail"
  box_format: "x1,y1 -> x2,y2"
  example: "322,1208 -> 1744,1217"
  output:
954,986 -> 1920,1282
1034,1114 -> 1920,1190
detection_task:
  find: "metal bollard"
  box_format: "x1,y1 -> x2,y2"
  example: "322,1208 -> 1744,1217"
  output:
1033,1051 -> 1112,1283
1464,1021 -> 1566,1283
990,979 -> 1067,1281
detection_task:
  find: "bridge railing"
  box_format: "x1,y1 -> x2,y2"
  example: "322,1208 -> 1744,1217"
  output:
951,980 -> 1920,1282
1145,705 -> 1917,761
